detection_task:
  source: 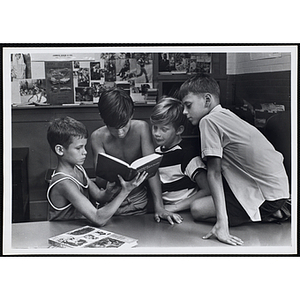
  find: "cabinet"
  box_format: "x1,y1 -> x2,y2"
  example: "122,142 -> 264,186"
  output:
152,53 -> 227,102
12,148 -> 30,222
152,53 -> 227,138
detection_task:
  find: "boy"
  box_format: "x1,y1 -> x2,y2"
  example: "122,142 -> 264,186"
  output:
150,97 -> 211,212
179,74 -> 290,246
46,116 -> 147,226
91,88 -> 182,225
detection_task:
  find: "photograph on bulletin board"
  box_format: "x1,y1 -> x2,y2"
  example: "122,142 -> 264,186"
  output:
19,79 -> 48,105
3,45 -> 298,256
45,61 -> 74,105
158,53 -> 212,74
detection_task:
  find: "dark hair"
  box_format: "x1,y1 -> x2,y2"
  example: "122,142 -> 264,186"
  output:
179,74 -> 220,100
150,97 -> 186,130
98,88 -> 134,128
47,116 -> 88,153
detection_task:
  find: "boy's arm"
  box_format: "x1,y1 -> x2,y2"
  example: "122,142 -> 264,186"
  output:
148,174 -> 182,224
164,170 -> 211,212
203,156 -> 243,246
57,173 -> 146,227
140,121 -> 183,225
53,179 -> 115,226
87,176 -> 119,205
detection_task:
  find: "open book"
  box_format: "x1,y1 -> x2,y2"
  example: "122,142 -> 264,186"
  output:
48,226 -> 138,249
96,152 -> 162,183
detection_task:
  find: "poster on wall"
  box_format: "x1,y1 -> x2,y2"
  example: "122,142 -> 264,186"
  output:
132,53 -> 152,84
158,53 -> 211,74
77,61 -> 90,87
104,57 -> 116,82
11,53 -> 32,79
75,87 -> 93,102
90,61 -> 105,81
45,61 -> 74,105
19,79 -> 47,104
91,82 -> 105,103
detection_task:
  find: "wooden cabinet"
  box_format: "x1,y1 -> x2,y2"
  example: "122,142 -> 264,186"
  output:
12,148 -> 30,222
152,53 -> 228,103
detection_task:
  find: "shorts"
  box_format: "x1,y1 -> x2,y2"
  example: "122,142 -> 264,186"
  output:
114,186 -> 148,216
222,177 -> 288,227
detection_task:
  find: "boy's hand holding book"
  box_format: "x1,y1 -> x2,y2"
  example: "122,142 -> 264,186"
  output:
118,171 -> 148,195
101,172 -> 147,202
103,181 -> 122,202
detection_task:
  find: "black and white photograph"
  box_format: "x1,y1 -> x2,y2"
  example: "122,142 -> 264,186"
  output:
2,45 -> 297,257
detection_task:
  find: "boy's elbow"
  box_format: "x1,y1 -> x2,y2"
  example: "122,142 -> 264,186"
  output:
93,218 -> 107,227
90,213 -> 108,227
207,169 -> 222,182
98,220 -> 107,227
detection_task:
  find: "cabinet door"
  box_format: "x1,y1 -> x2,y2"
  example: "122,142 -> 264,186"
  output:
12,148 -> 30,223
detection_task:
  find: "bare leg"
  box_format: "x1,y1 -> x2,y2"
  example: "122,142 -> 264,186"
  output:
190,195 -> 216,223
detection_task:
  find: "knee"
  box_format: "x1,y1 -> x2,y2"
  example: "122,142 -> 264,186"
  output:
190,201 -> 207,221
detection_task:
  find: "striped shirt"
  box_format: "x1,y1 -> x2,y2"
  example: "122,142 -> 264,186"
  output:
155,139 -> 206,204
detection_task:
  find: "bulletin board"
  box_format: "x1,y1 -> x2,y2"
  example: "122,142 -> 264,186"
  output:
10,52 -> 153,105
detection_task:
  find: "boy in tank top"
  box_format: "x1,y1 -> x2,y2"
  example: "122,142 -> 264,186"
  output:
47,116 -> 147,226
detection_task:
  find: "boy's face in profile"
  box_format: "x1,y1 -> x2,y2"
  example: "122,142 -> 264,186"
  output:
107,119 -> 131,139
60,136 -> 87,166
182,92 -> 209,125
152,122 -> 181,149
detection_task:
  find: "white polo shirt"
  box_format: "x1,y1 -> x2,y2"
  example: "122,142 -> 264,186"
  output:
200,105 -> 289,221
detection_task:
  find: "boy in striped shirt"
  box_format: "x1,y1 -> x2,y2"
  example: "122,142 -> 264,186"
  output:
150,97 -> 211,213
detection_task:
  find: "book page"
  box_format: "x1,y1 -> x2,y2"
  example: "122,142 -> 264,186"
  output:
130,153 -> 162,169
99,152 -> 130,167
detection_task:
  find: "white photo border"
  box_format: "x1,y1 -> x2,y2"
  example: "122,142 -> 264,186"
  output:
2,44 -> 298,256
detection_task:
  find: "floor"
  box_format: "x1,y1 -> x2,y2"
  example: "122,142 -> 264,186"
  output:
140,217 -> 294,254
214,220 -> 292,247
9,212 -> 294,255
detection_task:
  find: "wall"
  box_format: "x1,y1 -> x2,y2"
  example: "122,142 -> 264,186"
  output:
226,52 -> 291,109
227,52 -> 291,75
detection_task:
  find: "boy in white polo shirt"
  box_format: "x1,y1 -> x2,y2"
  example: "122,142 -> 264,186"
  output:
179,74 -> 290,246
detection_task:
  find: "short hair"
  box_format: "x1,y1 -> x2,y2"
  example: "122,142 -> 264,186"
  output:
179,73 -> 220,100
150,97 -> 186,130
47,116 -> 88,153
98,88 -> 134,128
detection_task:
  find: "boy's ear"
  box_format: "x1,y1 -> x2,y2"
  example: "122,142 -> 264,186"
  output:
176,125 -> 185,135
204,93 -> 212,107
55,144 -> 64,156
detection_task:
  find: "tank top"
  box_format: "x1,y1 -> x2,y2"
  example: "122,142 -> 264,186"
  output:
47,165 -> 89,220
